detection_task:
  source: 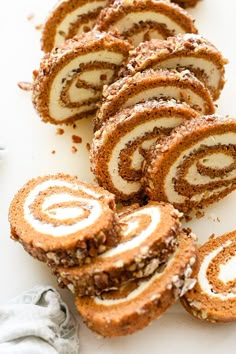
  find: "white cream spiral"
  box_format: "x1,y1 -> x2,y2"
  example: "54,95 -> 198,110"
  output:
24,179 -> 103,237
198,239 -> 236,300
49,50 -> 125,122
164,132 -> 236,205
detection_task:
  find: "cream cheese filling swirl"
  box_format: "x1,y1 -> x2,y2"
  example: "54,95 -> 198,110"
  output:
42,0 -> 109,52
24,179 -> 107,237
165,134 -> 236,206
92,100 -> 198,201
96,0 -> 197,47
144,116 -> 236,214
33,31 -> 131,124
49,50 -> 125,122
198,239 -> 236,300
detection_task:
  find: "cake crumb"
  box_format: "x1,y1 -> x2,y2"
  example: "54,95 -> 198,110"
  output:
56,128 -> 64,135
35,24 -> 43,30
51,150 -> 56,154
196,210 -> 205,219
86,143 -> 91,151
27,13 -> 35,21
17,81 -> 32,91
72,135 -> 82,144
33,70 -> 39,79
72,146 -> 78,154
73,124 -> 77,129
209,233 -> 215,240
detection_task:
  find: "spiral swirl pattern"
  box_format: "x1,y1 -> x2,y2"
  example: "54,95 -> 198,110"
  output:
41,0 -> 109,52
95,68 -> 215,130
56,202 -> 181,296
144,115 -> 236,215
96,0 -> 197,47
91,100 -> 198,201
76,231 -> 197,337
181,231 -> 236,322
33,31 -> 131,125
121,34 -> 227,100
9,174 -> 120,266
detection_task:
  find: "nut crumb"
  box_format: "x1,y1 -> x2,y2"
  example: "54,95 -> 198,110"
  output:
72,135 -> 82,144
86,143 -> 91,151
73,124 -> 77,129
27,13 -> 35,21
35,23 -> 42,30
209,233 -> 215,240
51,150 -> 56,154
56,128 -> 64,135
72,146 -> 78,154
17,81 -> 32,91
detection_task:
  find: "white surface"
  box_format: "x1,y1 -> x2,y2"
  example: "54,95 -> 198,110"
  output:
1,0 -> 236,353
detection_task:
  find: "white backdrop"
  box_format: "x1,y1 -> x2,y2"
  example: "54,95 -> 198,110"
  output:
0,1 -> 236,353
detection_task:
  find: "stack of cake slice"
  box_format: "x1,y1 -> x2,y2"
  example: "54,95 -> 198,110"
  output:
91,33 -> 235,217
9,174 -> 198,336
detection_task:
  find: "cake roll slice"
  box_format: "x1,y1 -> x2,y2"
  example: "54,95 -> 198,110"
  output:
96,0 -> 197,47
95,68 -> 215,130
91,100 -> 198,201
171,0 -> 200,8
55,202 -> 182,296
75,230 -> 197,337
9,174 -> 120,267
181,231 -> 236,322
32,31 -> 132,125
143,115 -> 236,216
41,0 -> 109,52
121,34 -> 227,100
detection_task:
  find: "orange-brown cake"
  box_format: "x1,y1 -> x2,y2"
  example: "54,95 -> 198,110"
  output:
143,115 -> 236,216
75,230 -> 197,337
55,202 -> 182,296
120,34 -> 227,100
9,174 -> 120,267
32,30 -> 132,125
95,68 -> 215,130
41,0 -> 109,52
181,231 -> 236,322
171,0 -> 200,8
96,0 -> 197,47
91,100 -> 198,201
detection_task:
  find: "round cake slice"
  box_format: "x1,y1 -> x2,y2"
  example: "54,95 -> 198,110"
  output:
95,68 -> 215,130
91,100 -> 199,201
121,34 -> 227,100
96,0 -> 197,47
9,174 -> 120,267
75,230 -> 197,337
55,202 -> 182,296
41,0 -> 109,52
171,0 -> 200,8
32,30 -> 132,125
181,231 -> 236,322
143,115 -> 236,216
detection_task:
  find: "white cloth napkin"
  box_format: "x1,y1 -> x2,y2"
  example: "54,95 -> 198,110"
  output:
0,286 -> 80,354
